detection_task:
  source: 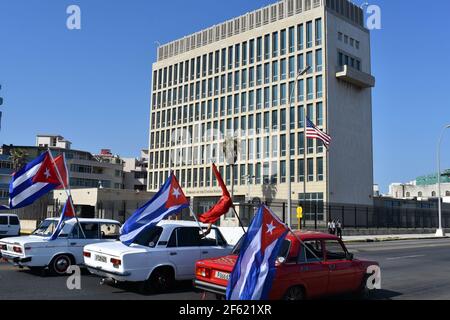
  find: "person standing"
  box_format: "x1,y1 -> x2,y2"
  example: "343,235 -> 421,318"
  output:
331,220 -> 336,235
336,220 -> 343,239
327,220 -> 333,234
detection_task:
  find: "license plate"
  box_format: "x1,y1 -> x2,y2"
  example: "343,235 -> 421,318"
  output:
7,245 -> 13,252
95,255 -> 107,263
215,271 -> 230,281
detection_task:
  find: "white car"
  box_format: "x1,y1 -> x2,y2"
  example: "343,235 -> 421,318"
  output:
83,220 -> 233,292
0,217 -> 121,275
0,214 -> 21,238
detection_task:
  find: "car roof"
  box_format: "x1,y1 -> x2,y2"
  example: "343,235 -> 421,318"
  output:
286,230 -> 341,242
45,218 -> 120,224
0,214 -> 19,217
157,220 -> 212,229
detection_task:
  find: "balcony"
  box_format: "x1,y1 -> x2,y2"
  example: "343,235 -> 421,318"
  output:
336,65 -> 376,89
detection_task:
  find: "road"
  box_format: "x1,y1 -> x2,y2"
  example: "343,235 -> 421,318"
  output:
1,238 -> 450,300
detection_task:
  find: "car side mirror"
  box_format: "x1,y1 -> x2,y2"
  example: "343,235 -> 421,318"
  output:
346,252 -> 354,261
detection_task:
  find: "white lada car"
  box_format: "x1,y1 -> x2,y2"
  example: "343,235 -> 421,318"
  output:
0,217 -> 121,275
83,220 -> 233,292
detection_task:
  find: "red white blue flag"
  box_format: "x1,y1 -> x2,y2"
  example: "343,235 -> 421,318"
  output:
120,172 -> 189,246
226,205 -> 289,300
48,197 -> 76,241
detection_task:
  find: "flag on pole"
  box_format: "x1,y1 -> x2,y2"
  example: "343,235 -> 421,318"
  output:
48,197 -> 76,241
226,205 -> 289,300
0,150 -> 66,210
198,163 -> 233,224
306,118 -> 332,148
120,172 -> 189,246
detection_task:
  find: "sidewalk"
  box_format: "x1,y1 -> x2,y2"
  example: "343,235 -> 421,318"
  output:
342,233 -> 450,243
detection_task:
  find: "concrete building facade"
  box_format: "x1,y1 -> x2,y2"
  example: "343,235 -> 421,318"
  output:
148,0 -> 375,223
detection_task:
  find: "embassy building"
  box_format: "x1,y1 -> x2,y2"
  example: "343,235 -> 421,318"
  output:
148,0 -> 375,223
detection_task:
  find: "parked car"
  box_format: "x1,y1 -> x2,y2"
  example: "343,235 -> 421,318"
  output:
0,214 -> 21,238
194,231 -> 380,300
83,220 -> 233,292
0,217 -> 121,275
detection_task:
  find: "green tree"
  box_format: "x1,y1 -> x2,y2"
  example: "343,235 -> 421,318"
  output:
9,149 -> 29,172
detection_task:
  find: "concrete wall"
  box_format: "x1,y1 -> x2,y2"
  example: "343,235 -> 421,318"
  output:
325,10 -> 374,206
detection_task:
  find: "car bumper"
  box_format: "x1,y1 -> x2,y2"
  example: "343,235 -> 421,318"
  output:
194,279 -> 227,296
84,264 -> 131,279
1,253 -> 32,265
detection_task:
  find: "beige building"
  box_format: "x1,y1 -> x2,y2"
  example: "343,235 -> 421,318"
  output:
148,0 -> 375,223
52,188 -> 155,223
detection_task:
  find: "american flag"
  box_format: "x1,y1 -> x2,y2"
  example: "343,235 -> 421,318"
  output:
306,118 -> 331,148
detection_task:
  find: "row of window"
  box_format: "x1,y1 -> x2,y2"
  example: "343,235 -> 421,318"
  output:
152,52 -> 323,109
148,158 -> 325,190
338,51 -> 361,71
150,103 -> 324,148
338,32 -> 360,49
152,76 -> 323,129
153,19 -> 323,91
149,133 -> 325,170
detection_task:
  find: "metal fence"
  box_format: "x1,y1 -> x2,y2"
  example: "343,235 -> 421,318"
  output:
221,200 -> 450,230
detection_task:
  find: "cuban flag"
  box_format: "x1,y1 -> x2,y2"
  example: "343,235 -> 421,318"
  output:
48,197 -> 75,241
226,205 -> 289,300
120,172 -> 189,246
0,150 -> 66,210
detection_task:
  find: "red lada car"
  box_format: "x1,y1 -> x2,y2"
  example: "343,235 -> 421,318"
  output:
194,231 -> 379,300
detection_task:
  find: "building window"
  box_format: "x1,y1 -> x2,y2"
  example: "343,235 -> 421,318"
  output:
272,61 -> 279,81
280,160 -> 287,183
298,159 -> 305,182
289,56 -> 295,78
272,31 -> 279,57
264,34 -> 270,60
298,132 -> 305,155
288,26 -> 295,53
432,191 -> 437,197
315,49 -> 322,72
257,37 -> 262,61
307,158 -> 314,182
280,29 -> 286,55
317,158 -> 324,181
418,192 -> 423,197
297,24 -> 304,51
249,39 -> 255,63
315,18 -> 322,46
316,75 -> 323,98
306,21 -> 313,48
306,78 -> 314,100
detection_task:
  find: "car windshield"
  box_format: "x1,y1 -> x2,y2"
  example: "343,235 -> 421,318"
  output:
32,220 -> 58,237
232,236 -> 291,259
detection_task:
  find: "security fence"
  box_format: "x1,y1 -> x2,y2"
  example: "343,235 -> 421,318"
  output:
186,200 -> 450,230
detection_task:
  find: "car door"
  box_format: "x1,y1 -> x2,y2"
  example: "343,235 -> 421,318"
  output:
8,216 -> 20,236
167,227 -> 201,279
323,239 -> 358,295
295,240 -> 329,299
199,228 -> 229,259
68,222 -> 100,263
0,216 -> 8,237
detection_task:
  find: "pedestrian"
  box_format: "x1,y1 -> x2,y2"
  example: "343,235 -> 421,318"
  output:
327,219 -> 333,234
331,220 -> 336,235
336,220 -> 343,239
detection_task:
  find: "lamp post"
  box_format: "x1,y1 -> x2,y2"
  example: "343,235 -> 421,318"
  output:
436,124 -> 450,237
287,66 -> 311,228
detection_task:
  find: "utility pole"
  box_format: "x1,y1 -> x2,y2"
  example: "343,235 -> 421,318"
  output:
0,84 -> 4,132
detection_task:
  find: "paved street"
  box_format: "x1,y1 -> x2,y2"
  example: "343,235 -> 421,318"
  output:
1,238 -> 450,300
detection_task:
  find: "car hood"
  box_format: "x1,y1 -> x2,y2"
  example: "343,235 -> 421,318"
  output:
84,241 -> 148,257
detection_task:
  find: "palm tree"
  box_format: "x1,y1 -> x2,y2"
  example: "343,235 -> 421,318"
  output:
9,149 -> 29,172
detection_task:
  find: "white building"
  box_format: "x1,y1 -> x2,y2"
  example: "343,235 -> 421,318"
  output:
148,0 -> 375,223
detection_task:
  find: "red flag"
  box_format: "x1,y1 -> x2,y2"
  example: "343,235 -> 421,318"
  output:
32,151 -> 61,185
54,155 -> 68,189
198,164 -> 233,224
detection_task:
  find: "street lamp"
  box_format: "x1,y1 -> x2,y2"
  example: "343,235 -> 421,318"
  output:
436,124 -> 450,237
287,66 -> 311,228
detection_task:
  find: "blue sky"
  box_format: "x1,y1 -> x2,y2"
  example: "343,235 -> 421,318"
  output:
0,0 -> 449,193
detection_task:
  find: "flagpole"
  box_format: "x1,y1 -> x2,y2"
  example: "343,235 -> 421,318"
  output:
47,149 -> 86,239
303,111 -> 308,230
189,206 -> 207,237
231,206 -> 247,234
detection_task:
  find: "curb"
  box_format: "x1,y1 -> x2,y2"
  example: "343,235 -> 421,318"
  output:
343,236 -> 450,243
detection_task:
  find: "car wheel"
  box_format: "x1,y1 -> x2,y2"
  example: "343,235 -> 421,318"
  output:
283,286 -> 305,301
50,254 -> 72,276
150,267 -> 175,293
355,275 -> 373,299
